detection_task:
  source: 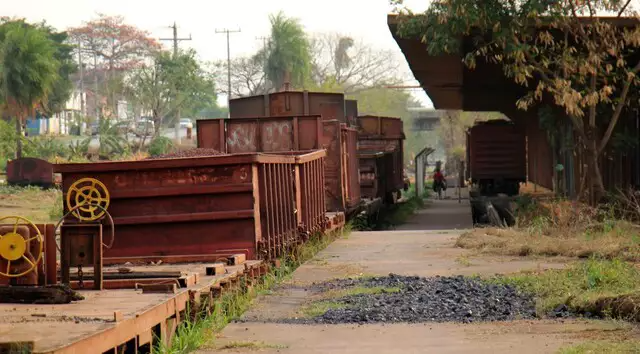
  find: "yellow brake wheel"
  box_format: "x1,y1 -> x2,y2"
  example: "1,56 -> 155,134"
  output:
0,216 -> 43,278
66,178 -> 110,221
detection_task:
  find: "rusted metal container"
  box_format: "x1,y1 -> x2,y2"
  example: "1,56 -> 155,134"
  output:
356,116 -> 406,203
467,120 -> 526,196
198,117 -> 361,214
6,158 -> 54,188
229,91 -> 347,124
345,99 -> 359,126
197,116 -> 324,153
341,124 -> 361,209
54,151 -> 326,264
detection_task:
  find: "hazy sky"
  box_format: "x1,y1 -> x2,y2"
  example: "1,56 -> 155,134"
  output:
4,0 -> 433,106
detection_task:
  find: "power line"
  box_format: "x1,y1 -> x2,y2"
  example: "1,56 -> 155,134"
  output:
216,28 -> 241,110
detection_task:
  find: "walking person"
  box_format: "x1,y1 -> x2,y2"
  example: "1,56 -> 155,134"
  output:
432,166 -> 446,200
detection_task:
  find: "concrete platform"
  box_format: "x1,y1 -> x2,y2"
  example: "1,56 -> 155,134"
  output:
199,228 -> 598,354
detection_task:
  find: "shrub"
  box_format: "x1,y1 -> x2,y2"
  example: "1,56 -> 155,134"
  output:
148,136 -> 174,157
23,136 -> 69,160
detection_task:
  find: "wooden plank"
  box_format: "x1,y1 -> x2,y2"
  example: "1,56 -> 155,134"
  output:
227,254 -> 246,266
70,278 -> 181,290
70,271 -> 185,280
140,284 -> 178,294
205,263 -> 226,276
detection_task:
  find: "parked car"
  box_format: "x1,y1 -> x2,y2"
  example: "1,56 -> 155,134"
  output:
179,118 -> 193,129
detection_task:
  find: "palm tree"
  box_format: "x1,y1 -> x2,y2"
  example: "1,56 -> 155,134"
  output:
265,12 -> 312,91
0,22 -> 60,158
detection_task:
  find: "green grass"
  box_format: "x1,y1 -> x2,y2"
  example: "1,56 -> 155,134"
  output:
300,300 -> 348,318
493,258 -> 640,315
157,227 -> 350,354
321,285 -> 402,298
558,340 -> 640,354
0,185 -> 62,223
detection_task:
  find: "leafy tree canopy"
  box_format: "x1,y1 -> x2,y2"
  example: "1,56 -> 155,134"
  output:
265,12 -> 312,90
393,0 -> 640,200
0,18 -> 75,117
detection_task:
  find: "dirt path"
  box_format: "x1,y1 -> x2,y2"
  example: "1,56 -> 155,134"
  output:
197,199 -> 612,354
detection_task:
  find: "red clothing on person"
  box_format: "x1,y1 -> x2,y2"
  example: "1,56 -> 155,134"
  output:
434,171 -> 444,182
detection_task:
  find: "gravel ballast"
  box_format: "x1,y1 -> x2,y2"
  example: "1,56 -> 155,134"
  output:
297,274 -> 538,324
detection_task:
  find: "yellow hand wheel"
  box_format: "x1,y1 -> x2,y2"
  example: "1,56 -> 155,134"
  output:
0,216 -> 43,278
66,178 -> 110,221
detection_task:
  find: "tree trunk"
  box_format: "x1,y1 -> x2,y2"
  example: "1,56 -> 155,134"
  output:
582,143 -> 606,204
15,116 -> 22,159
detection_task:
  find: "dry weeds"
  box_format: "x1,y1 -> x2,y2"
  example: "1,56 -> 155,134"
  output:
459,198 -> 640,261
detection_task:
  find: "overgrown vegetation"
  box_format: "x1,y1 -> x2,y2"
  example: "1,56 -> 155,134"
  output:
148,136 -> 174,157
0,185 -> 62,223
157,227 -> 348,354
559,340 -> 640,354
458,197 -> 640,261
494,258 -> 640,317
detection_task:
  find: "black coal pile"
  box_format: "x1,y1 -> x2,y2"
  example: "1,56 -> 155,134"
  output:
302,274 -> 538,324
147,148 -> 226,159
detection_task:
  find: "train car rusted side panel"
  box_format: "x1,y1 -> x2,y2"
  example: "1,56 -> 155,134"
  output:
196,119 -> 225,152
468,121 -> 527,181
229,95 -> 268,118
198,116 -> 323,153
358,116 -> 404,139
198,116 -> 355,214
359,156 -> 382,199
322,121 -> 344,212
345,100 -> 359,126
54,152 -> 327,264
341,125 -> 360,209
55,157 -> 260,264
297,154 -> 326,235
229,91 -> 347,124
6,158 -> 54,188
257,162 -> 297,259
356,116 -> 406,201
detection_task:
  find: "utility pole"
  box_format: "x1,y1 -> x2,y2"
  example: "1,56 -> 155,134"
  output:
256,36 -> 269,49
160,22 -> 192,58
160,22 -> 192,143
77,43 -> 86,118
94,53 -> 99,123
216,28 -> 241,113
256,36 -> 269,66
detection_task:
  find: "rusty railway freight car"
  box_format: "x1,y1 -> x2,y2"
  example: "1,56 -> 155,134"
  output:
197,115 -> 358,216
466,120 -> 526,196
226,90 -> 361,215
357,115 -> 406,204
54,150 -> 326,264
229,90 -> 358,125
